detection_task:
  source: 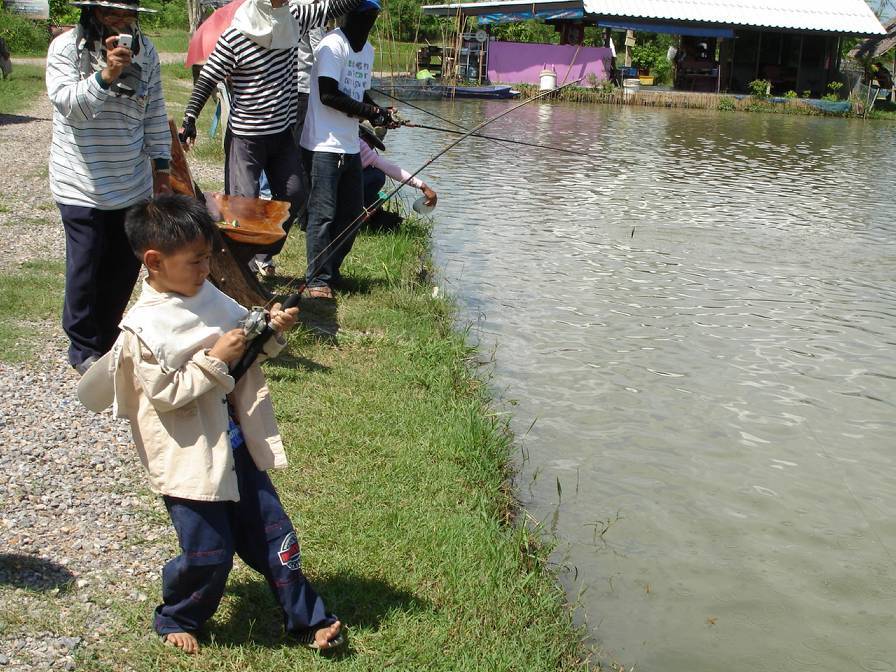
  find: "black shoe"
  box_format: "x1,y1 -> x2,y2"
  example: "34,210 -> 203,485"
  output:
74,355 -> 100,376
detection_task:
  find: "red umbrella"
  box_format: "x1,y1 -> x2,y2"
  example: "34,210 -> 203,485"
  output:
185,0 -> 247,67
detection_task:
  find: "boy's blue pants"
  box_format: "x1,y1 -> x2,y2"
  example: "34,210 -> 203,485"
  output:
154,443 -> 334,637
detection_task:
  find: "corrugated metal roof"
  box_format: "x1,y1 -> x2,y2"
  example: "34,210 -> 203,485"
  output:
582,0 -> 886,35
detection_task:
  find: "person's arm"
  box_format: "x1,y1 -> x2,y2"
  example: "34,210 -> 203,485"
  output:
46,35 -> 128,121
368,151 -> 424,189
181,33 -> 238,146
129,337 -> 236,413
290,0 -> 362,32
141,44 -> 172,194
318,76 -> 386,121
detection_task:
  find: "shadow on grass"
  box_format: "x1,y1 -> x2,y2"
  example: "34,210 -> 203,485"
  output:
0,553 -> 75,592
267,351 -> 331,376
207,572 -> 428,655
0,113 -> 47,126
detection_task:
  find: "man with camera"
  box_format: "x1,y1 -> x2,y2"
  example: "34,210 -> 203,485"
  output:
46,0 -> 171,375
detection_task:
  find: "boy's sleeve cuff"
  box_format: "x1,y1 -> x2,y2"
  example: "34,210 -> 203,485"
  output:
94,72 -> 111,90
153,158 -> 170,171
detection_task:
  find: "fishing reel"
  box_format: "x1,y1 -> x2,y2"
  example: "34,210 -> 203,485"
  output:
240,306 -> 269,341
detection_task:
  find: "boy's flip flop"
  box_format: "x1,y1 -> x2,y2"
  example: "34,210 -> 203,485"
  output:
290,626 -> 345,651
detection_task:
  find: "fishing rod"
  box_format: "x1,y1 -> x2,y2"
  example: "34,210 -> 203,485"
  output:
372,86 -> 585,157
402,120 -> 583,156
232,79 -> 584,378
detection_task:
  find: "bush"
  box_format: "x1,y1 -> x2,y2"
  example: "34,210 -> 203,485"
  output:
784,90 -> 797,99
749,78 -> 770,98
630,34 -> 675,85
140,0 -> 189,31
718,96 -> 736,111
0,9 -> 48,55
821,80 -> 843,102
49,0 -> 79,25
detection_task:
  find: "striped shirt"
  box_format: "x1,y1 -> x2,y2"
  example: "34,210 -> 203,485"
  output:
46,28 -> 170,210
185,0 -> 355,137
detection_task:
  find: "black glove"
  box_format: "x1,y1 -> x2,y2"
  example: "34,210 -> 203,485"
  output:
368,106 -> 388,127
179,115 -> 197,145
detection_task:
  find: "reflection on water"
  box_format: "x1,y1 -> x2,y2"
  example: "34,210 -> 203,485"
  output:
381,99 -> 896,671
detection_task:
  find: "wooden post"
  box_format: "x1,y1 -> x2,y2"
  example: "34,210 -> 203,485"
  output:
795,35 -> 804,94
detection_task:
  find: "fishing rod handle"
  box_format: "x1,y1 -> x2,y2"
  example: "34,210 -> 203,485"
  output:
230,293 -> 302,382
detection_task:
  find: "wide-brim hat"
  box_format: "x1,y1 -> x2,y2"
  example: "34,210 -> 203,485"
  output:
76,349 -> 117,413
359,119 -> 386,151
71,0 -> 158,13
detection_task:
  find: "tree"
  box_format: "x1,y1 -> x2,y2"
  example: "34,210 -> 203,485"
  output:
185,0 -> 201,33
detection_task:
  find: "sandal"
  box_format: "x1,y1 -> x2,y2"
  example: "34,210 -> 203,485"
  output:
303,285 -> 334,300
289,626 -> 345,651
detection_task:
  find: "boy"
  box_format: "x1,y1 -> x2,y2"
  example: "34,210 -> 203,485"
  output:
77,194 -> 342,653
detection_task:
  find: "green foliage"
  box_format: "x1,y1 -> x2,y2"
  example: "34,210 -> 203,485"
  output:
378,0 -> 445,42
630,33 -> 675,84
0,9 -> 48,55
491,19 -> 558,45
717,96 -> 736,111
749,78 -> 770,98
801,89 -> 811,98
784,90 -> 798,99
140,0 -> 189,31
49,0 -> 80,25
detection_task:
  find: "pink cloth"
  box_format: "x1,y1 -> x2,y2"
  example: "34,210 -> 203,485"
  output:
359,141 -> 424,189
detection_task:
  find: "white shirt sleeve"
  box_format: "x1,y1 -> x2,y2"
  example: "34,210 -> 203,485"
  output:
315,36 -> 344,81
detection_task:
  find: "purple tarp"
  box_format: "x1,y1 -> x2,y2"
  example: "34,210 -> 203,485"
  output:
486,41 -> 613,87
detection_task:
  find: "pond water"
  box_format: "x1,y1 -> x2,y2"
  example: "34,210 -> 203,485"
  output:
380,98 -> 896,672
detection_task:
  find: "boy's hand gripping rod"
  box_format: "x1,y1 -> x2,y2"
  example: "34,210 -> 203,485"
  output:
229,293 -> 302,381
229,79 -> 583,381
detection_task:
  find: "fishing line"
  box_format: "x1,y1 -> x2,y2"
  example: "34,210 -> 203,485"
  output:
403,121 -> 583,155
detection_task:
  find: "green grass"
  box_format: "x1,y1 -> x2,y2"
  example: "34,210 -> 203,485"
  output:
867,99 -> 896,120
43,217 -> 586,670
161,62 -> 225,166
0,64 -> 46,115
146,27 -> 190,53
0,259 -> 65,362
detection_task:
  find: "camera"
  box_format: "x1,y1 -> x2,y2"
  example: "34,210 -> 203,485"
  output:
116,33 -> 133,50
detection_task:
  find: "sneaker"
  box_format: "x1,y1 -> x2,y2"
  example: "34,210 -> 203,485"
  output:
261,263 -> 276,278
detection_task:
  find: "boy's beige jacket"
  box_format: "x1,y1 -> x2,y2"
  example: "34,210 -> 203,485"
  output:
113,333 -> 288,501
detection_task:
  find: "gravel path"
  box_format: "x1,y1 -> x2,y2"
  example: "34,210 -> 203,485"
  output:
0,95 -> 64,272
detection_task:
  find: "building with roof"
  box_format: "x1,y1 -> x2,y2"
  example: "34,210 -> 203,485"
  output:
421,0 -> 887,95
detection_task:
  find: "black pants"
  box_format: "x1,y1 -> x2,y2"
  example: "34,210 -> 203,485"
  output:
302,149 -> 363,288
57,203 -> 141,368
224,128 -> 305,256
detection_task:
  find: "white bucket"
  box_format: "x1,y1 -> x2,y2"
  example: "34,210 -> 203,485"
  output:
539,69 -> 557,91
622,78 -> 641,95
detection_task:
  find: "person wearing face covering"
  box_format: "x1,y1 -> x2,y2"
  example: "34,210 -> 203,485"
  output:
46,0 -> 171,376
300,0 -> 394,299
180,0 -> 361,277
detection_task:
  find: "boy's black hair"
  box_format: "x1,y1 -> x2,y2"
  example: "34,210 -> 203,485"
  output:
125,195 -> 217,259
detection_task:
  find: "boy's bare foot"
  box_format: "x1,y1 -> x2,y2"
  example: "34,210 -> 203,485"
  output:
313,620 -> 343,650
163,631 -> 199,654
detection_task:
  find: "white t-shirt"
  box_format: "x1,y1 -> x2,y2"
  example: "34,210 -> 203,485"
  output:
300,28 -> 374,154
